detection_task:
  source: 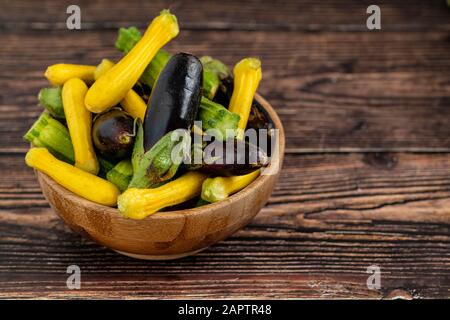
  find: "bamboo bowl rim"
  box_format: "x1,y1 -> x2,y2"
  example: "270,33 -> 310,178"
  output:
38,93 -> 285,221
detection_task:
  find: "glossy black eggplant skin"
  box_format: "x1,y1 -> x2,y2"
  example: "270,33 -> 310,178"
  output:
92,109 -> 135,160
144,53 -> 203,151
213,75 -> 233,107
196,139 -> 269,176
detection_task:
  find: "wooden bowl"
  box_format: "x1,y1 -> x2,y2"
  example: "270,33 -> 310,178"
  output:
36,94 -> 285,260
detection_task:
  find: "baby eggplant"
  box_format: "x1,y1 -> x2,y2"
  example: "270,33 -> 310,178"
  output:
247,100 -> 275,157
92,109 -> 135,160
143,52 -> 203,151
192,138 -> 270,176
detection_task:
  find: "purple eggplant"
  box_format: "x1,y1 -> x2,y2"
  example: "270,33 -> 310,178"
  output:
143,52 -> 203,151
92,108 -> 135,160
191,138 -> 270,176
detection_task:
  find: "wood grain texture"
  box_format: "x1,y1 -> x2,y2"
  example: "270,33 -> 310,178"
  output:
1,152 -> 449,298
2,0 -> 450,32
0,0 -> 449,299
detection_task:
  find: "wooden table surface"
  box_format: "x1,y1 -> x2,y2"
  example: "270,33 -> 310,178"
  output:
1,0 -> 449,299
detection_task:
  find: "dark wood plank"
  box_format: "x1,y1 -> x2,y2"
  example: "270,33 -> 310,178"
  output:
1,0 -> 449,300
1,30 -> 449,151
3,274 -> 446,299
0,152 -> 449,298
2,0 -> 449,32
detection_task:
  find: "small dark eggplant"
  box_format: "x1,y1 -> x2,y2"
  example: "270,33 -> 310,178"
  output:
191,138 -> 270,176
213,75 -> 233,107
247,100 -> 274,132
247,100 -> 275,157
143,52 -> 203,151
92,108 -> 135,160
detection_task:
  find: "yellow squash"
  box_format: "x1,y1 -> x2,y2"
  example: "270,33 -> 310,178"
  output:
228,58 -> 262,139
25,148 -> 119,206
201,170 -> 260,203
93,59 -> 115,80
94,59 -> 147,120
62,78 -> 99,175
85,10 -> 179,113
118,171 -> 208,219
120,89 -> 147,120
45,64 -> 96,86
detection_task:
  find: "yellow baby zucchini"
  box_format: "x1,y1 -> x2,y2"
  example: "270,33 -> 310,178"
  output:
228,58 -> 262,139
118,171 -> 208,219
93,59 -> 115,81
120,90 -> 147,120
85,10 -> 179,113
62,78 -> 99,175
94,59 -> 147,120
45,64 -> 96,86
25,148 -> 119,206
201,170 -> 260,203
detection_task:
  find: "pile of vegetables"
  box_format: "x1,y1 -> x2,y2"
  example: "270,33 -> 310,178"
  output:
24,10 -> 272,219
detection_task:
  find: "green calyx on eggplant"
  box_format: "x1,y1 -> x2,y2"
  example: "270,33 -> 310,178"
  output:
129,121 -> 191,189
143,52 -> 203,151
189,138 -> 270,176
92,108 -> 135,160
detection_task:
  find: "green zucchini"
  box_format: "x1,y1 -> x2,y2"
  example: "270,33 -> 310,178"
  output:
107,159 -> 133,192
139,50 -> 172,90
24,112 -> 116,177
198,97 -> 240,140
200,56 -> 231,80
98,156 -> 117,178
24,112 -> 74,163
38,87 -> 65,120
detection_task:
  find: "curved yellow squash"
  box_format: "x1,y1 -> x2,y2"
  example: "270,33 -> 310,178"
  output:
120,89 -> 147,120
26,148 -> 119,206
85,10 -> 179,113
118,171 -> 208,219
62,78 -> 99,175
95,59 -> 147,120
201,170 -> 260,203
228,58 -> 262,139
45,64 -> 96,86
